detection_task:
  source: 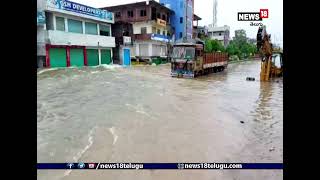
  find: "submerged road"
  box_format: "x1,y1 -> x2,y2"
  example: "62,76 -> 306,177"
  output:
37,61 -> 283,180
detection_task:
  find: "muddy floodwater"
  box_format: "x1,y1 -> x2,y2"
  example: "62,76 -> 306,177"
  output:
37,61 -> 283,180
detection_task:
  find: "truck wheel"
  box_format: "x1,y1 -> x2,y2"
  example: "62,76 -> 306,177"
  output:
213,68 -> 217,73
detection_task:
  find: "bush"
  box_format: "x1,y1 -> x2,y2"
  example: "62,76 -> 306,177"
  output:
205,39 -> 225,53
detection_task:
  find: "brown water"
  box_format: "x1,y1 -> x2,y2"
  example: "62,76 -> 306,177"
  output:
37,61 -> 283,180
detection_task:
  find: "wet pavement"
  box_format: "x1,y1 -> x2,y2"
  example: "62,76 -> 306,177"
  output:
37,61 -> 283,180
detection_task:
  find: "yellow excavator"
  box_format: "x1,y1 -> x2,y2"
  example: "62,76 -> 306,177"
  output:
256,26 -> 283,81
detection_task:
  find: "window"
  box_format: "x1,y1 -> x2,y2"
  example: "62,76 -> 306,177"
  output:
100,24 -> 110,36
45,12 -> 54,30
151,7 -> 157,20
56,16 -> 65,31
196,49 -> 203,57
185,48 -> 195,59
163,31 -> 166,35
85,22 -> 97,35
127,10 -> 134,18
68,19 -> 83,33
162,15 -> 166,21
141,27 -> 147,34
219,32 -> 221,36
180,1 -> 184,8
157,13 -> 161,19
180,17 -> 183,23
140,9 -> 146,17
167,32 -> 170,36
157,29 -> 160,34
115,12 -> 121,18
179,32 -> 183,38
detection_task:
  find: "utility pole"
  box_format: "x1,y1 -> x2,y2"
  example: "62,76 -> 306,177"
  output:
213,0 -> 217,27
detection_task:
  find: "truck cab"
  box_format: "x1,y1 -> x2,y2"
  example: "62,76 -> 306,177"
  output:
171,42 -> 204,78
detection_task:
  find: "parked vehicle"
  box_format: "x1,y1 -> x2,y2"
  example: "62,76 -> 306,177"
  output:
171,39 -> 228,78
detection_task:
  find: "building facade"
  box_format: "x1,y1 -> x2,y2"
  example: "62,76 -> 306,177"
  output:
102,0 -> 173,62
37,0 -> 47,68
37,0 -> 115,68
207,25 -> 230,47
160,0 -> 194,40
192,14 -> 202,39
111,22 -> 133,65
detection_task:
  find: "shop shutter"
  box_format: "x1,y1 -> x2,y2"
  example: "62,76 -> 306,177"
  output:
101,49 -> 111,65
87,49 -> 99,66
49,48 -> 67,67
70,48 -> 84,67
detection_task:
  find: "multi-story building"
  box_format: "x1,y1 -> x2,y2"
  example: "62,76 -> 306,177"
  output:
102,0 -> 174,62
37,0 -> 47,68
160,0 -> 194,40
111,22 -> 133,65
37,0 -> 115,68
192,14 -> 202,39
207,25 -> 230,47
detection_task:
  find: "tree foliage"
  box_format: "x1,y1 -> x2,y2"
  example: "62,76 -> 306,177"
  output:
204,39 -> 225,53
226,29 -> 257,60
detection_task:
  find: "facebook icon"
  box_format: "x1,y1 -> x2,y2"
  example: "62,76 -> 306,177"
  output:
67,163 -> 74,169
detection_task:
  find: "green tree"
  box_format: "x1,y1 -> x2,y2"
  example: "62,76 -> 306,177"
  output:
234,29 -> 247,46
230,29 -> 258,59
204,39 -> 213,52
204,39 -> 225,52
226,41 -> 240,56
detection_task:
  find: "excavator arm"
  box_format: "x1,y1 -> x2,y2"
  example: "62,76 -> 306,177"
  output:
257,26 -> 273,60
256,26 -> 282,81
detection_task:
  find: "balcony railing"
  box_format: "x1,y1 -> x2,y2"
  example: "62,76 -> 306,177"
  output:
133,34 -> 152,41
133,33 -> 171,42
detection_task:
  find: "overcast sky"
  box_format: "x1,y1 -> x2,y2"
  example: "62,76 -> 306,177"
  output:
74,0 -> 283,46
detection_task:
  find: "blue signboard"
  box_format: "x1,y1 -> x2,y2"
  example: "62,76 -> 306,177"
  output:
37,11 -> 46,25
151,34 -> 170,42
47,0 -> 113,21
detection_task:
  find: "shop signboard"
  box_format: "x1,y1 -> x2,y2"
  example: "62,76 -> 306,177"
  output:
47,0 -> 113,22
37,11 -> 46,25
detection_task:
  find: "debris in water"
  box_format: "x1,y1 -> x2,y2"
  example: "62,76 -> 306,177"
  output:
246,77 -> 255,81
240,121 -> 244,124
269,147 -> 275,152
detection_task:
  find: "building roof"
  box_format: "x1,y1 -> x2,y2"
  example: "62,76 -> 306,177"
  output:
174,38 -> 204,45
100,0 -> 174,14
193,14 -> 202,20
208,25 -> 230,32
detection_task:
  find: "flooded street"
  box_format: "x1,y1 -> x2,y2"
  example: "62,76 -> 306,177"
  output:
37,61 -> 283,180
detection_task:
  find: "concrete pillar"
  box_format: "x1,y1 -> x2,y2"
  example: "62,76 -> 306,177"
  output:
148,43 -> 152,57
66,46 -> 70,67
97,24 -> 100,35
53,15 -> 56,30
110,48 -> 113,64
136,43 -> 139,56
64,18 -> 68,32
108,25 -> 112,36
98,48 -> 101,65
82,21 -> 85,34
45,45 -> 50,68
83,47 -> 88,66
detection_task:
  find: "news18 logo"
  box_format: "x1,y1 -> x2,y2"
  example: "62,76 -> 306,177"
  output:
238,9 -> 268,26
